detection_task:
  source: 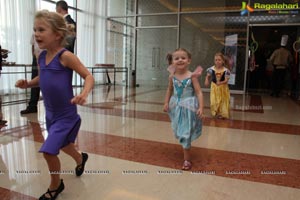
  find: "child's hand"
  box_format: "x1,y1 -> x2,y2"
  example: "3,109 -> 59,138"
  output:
216,81 -> 222,86
195,66 -> 203,75
163,103 -> 169,112
197,109 -> 204,119
15,79 -> 29,89
71,94 -> 87,105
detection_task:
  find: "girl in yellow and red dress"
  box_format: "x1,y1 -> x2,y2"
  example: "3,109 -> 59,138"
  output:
205,52 -> 230,119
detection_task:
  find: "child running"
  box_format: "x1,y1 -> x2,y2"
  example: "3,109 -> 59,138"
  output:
15,10 -> 94,200
163,48 -> 204,170
205,52 -> 230,119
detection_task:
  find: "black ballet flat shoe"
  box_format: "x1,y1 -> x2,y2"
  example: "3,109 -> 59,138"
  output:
39,179 -> 64,200
20,107 -> 37,114
75,152 -> 88,176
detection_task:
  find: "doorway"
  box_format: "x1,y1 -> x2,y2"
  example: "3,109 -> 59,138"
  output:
247,25 -> 299,96
135,27 -> 177,87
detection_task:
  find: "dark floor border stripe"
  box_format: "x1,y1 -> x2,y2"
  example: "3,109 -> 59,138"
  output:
124,100 -> 263,113
18,123 -> 300,190
0,187 -> 36,200
120,95 -> 264,113
75,130 -> 300,189
80,106 -> 300,135
248,94 -> 264,113
111,88 -> 264,113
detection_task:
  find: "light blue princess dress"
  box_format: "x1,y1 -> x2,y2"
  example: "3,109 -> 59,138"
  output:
168,76 -> 202,149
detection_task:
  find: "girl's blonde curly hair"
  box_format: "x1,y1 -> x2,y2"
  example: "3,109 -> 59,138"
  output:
35,10 -> 68,47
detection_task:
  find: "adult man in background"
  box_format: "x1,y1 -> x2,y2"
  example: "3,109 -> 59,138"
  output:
20,34 -> 42,114
270,35 -> 293,97
56,0 -> 76,53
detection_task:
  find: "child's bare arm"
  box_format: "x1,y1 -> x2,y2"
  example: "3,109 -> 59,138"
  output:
204,74 -> 211,87
15,76 -> 39,89
163,76 -> 173,112
61,52 -> 95,105
192,76 -> 204,118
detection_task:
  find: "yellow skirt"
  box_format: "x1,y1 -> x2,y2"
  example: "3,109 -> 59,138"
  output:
210,83 -> 230,118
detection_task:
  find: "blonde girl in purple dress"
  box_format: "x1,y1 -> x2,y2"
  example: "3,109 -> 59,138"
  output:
15,10 -> 94,200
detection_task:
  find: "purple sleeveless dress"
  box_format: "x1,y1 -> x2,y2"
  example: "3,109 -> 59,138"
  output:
38,49 -> 81,155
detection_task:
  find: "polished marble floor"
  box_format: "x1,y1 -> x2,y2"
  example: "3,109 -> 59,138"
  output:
0,85 -> 300,200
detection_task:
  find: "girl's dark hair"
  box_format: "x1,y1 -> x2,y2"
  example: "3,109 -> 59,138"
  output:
167,48 -> 192,64
174,48 -> 192,59
166,53 -> 173,65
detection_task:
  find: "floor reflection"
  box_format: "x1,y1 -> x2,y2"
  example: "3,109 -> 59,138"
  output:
0,85 -> 300,199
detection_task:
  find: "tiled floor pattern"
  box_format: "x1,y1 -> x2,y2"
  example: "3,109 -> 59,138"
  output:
0,85 -> 300,199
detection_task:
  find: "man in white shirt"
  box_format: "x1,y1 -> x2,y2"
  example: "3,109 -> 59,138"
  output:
270,35 -> 293,97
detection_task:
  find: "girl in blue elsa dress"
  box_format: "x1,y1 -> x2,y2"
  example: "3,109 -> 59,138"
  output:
163,48 -> 204,170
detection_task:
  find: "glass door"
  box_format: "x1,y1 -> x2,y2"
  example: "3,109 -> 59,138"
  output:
136,27 -> 177,87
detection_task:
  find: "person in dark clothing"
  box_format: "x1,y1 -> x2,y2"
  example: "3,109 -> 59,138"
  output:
270,35 -> 293,97
0,45 -> 8,125
56,0 -> 76,53
252,48 -> 267,90
20,35 -> 41,114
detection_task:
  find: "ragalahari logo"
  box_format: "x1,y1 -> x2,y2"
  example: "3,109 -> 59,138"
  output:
241,2 -> 254,15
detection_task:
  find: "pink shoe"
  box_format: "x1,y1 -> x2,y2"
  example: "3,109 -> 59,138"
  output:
182,160 -> 192,170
